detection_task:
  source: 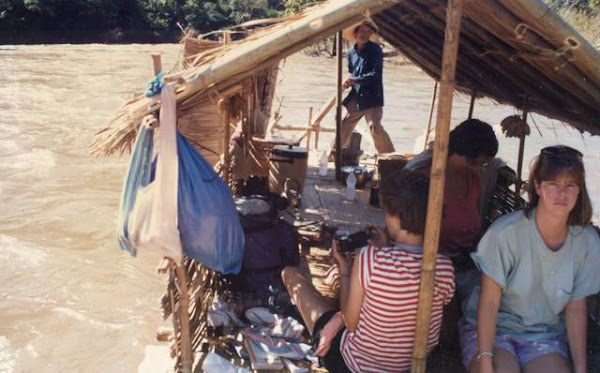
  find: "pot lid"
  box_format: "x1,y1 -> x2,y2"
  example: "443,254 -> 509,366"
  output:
272,145 -> 308,159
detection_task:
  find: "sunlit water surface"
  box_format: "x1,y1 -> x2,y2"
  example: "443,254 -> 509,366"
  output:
1,44 -> 599,372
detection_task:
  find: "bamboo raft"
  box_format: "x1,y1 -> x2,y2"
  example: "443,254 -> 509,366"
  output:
92,0 -> 600,371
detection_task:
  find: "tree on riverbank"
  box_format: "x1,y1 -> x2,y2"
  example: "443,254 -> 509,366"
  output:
0,0 -> 598,45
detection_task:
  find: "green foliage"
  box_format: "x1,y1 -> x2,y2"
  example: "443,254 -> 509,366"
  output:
284,0 -> 318,15
1,0 -> 595,44
545,0 -> 600,45
182,1 -> 229,32
139,0 -> 176,32
545,0 -> 599,12
227,0 -> 277,24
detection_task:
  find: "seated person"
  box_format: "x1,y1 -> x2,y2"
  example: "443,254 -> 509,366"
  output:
405,119 -> 498,301
282,171 -> 455,372
405,118 -> 499,257
460,146 -> 600,373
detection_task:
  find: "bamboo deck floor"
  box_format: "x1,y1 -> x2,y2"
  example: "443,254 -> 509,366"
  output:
294,164 -> 384,305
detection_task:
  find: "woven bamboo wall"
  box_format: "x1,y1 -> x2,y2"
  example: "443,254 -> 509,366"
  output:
177,102 -> 224,166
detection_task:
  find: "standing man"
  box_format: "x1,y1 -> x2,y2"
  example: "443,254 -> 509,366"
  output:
333,20 -> 395,155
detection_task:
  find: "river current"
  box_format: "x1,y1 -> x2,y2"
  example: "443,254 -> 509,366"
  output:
0,44 -> 599,372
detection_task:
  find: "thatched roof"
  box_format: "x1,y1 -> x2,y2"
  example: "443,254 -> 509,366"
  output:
375,0 -> 600,134
91,0 -> 600,156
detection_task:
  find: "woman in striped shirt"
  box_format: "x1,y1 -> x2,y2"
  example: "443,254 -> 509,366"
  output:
282,171 -> 455,372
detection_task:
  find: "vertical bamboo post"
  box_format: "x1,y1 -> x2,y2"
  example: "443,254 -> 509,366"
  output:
223,30 -> 232,45
151,53 -> 162,75
411,0 -> 463,372
335,30 -> 343,181
315,119 -> 321,149
174,263 -> 194,373
222,106 -> 231,182
306,107 -> 313,152
423,81 -> 438,150
516,98 -> 529,196
152,54 -> 193,373
468,89 -> 476,119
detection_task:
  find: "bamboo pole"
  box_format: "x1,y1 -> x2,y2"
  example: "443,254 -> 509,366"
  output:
379,8 -> 542,106
177,0 -> 393,104
149,56 -> 194,371
174,263 -> 194,373
500,0 -> 600,87
152,53 -> 162,75
306,107 -> 313,152
377,1 -> 593,125
516,98 -> 529,195
461,0 -> 600,107
468,89 -> 476,118
335,30 -> 343,181
313,94 -> 338,125
222,107 -> 231,182
313,94 -> 337,149
273,124 -> 335,132
423,81 -> 438,151
411,0 -> 463,372
107,1 -> 394,136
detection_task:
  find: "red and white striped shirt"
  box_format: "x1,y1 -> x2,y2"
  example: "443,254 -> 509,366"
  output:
340,244 -> 455,372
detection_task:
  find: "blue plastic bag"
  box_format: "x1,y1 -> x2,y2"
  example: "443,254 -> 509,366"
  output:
117,121 -> 243,273
117,123 -> 154,256
176,133 -> 244,274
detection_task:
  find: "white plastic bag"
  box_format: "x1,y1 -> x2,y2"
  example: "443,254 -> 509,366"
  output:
128,84 -> 183,262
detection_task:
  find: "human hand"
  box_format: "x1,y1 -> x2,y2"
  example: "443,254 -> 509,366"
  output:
342,78 -> 355,90
367,225 -> 388,247
332,239 -> 352,274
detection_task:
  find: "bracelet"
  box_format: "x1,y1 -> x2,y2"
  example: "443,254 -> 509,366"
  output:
476,351 -> 494,361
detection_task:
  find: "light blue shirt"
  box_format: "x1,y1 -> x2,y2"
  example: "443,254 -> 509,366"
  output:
464,209 -> 600,340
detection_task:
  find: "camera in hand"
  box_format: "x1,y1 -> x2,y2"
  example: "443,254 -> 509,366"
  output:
336,229 -> 373,252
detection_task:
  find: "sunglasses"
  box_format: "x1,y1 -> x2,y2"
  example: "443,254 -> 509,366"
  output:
540,145 -> 583,161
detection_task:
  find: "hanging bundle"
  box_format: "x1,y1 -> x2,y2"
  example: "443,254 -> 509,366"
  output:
500,115 -> 530,138
117,118 -> 154,256
176,130 -> 245,274
118,84 -> 244,274
127,84 -> 183,262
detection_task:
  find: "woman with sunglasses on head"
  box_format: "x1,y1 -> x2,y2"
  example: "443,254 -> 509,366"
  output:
460,145 -> 600,373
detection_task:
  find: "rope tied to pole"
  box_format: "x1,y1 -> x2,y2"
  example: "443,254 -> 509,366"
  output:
512,22 -> 578,69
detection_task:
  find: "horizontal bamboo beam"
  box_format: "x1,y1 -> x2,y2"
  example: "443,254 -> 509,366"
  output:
461,0 -> 600,107
382,0 -> 597,129
272,124 -> 335,132
411,0 -> 585,111
377,11 -> 514,104
119,0 -> 397,130
177,0 -> 395,103
500,0 -> 600,87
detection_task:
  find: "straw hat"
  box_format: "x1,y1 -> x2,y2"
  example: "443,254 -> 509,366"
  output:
342,20 -> 379,42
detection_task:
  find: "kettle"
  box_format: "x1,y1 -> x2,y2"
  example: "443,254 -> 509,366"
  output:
283,178 -> 302,209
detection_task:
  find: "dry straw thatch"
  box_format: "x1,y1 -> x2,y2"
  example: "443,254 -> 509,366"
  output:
91,0 -> 600,158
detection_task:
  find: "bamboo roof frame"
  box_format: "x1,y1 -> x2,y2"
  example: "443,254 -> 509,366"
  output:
91,0 -> 600,157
